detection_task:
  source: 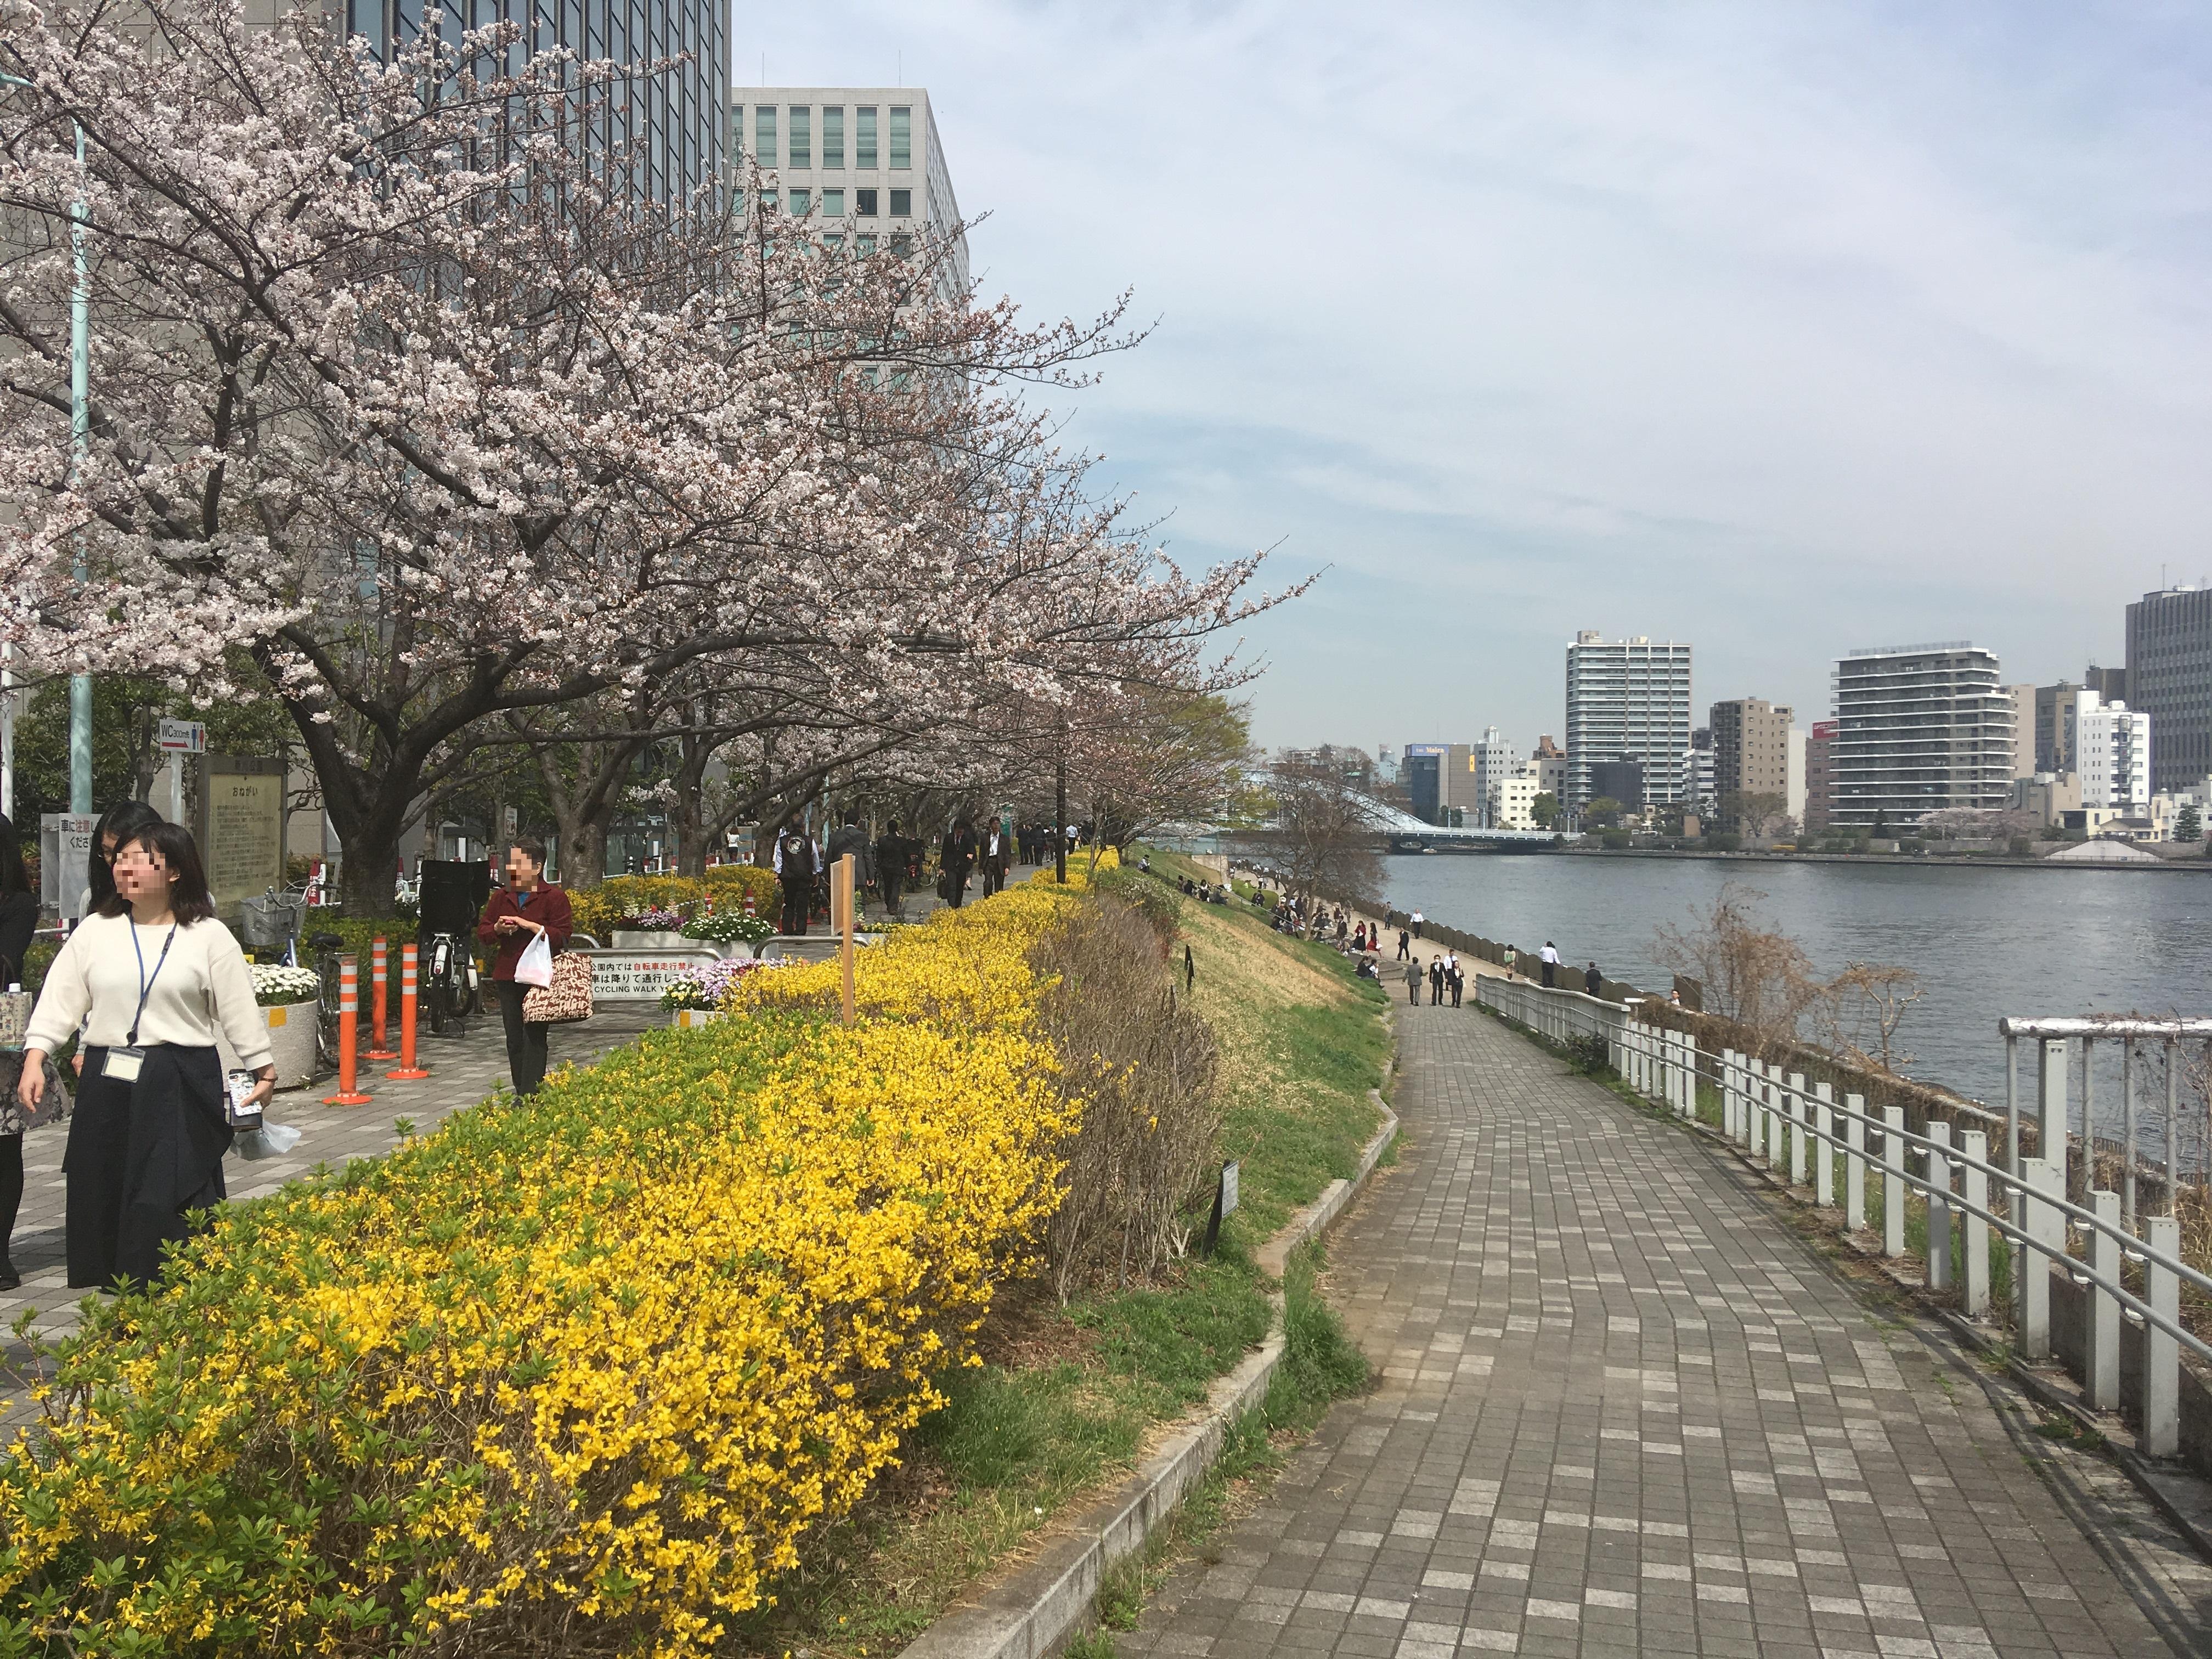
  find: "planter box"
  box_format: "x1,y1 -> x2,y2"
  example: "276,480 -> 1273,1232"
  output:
217,998 -> 319,1092
669,1007 -> 724,1030
612,929 -> 690,950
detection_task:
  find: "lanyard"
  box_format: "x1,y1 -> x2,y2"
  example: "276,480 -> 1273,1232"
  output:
127,922 -> 179,1048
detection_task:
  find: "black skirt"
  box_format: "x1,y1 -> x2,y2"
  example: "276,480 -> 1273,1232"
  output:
64,1044 -> 232,1291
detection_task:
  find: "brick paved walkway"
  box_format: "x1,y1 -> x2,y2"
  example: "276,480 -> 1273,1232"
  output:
1,1005 -> 664,1356
1118,1003 -> 2212,1658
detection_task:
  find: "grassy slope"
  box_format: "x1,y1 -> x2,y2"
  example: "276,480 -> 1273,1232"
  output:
730,861 -> 1386,1658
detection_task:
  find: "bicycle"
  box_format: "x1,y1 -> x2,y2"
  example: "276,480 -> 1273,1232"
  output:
306,929 -> 347,1071
422,928 -> 481,1035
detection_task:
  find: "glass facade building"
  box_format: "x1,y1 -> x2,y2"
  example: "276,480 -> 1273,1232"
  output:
343,0 -> 726,202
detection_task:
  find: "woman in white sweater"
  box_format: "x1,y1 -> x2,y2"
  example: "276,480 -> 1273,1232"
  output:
16,821 -> 275,1290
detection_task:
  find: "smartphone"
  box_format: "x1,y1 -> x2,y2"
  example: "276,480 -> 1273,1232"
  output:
225,1069 -> 263,1125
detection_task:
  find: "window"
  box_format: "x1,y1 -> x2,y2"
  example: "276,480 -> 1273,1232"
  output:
822,188 -> 844,217
729,105 -> 743,158
789,187 -> 810,215
890,233 -> 912,257
856,234 -> 876,255
855,105 -> 877,168
754,105 -> 776,167
822,106 -> 844,167
889,105 -> 911,168
889,188 -> 911,217
759,189 -> 777,214
788,105 -> 810,168
855,187 -> 878,216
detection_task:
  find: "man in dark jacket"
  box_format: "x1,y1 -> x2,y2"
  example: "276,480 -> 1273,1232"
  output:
772,824 -> 818,935
825,813 -> 871,907
940,816 -> 979,909
1585,962 -> 1603,996
874,820 -> 911,920
979,820 -> 1009,898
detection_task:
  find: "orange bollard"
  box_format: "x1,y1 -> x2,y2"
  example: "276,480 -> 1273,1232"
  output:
385,943 -> 431,1080
365,935 -> 397,1059
324,954 -> 373,1105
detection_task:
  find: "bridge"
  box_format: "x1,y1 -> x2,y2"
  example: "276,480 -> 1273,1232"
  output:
1348,794 -> 1564,850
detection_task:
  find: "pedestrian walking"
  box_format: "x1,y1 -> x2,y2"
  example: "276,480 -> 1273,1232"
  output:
979,822 -> 1008,898
1448,962 -> 1464,1007
1397,928 -> 1411,961
1429,959 -> 1444,1005
1403,956 -> 1423,1005
940,816 -> 979,909
16,822 -> 275,1291
1411,909 -> 1425,940
772,823 -> 819,934
81,800 -> 165,924
477,836 -> 573,1097
826,812 -> 872,898
0,820 -> 42,1290
874,819 -> 912,919
1585,961 -> 1602,996
1184,943 -> 1195,993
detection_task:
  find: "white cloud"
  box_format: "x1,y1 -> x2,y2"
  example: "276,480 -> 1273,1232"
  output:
739,0 -> 2212,747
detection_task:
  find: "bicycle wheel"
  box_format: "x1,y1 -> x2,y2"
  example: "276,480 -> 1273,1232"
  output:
317,950 -> 343,1070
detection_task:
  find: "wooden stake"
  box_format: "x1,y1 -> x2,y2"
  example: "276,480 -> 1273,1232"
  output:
836,852 -> 856,1025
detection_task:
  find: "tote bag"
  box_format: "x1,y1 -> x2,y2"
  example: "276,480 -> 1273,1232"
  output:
523,951 -> 594,1024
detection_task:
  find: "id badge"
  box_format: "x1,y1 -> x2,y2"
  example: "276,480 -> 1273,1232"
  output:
103,1046 -> 146,1082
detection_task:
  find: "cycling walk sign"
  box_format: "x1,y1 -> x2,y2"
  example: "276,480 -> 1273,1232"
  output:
582,949 -> 723,1003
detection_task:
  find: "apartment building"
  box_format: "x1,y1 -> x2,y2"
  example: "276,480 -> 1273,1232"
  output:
1829,644 -> 2016,828
2074,690 -> 2152,812
1487,774 -> 1539,831
1803,721 -> 1836,833
2003,684 -> 2036,779
1708,698 -> 1793,827
1471,727 -> 1516,827
1564,633 -> 1692,810
731,87 -> 970,300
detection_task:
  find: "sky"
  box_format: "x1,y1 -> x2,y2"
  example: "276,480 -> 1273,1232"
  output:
737,1 -> 2212,757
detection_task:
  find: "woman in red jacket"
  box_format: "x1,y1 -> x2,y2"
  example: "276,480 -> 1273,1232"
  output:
476,836 -> 573,1095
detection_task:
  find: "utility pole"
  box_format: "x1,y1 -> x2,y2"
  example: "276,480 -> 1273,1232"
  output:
2,75 -> 95,814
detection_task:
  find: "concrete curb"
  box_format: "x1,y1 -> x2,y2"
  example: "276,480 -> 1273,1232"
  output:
896,1089 -> 1401,1659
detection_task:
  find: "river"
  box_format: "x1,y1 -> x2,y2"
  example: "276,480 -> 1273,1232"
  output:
1382,852 -> 2212,1135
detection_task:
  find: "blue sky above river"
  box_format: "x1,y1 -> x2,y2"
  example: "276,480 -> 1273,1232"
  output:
741,2 -> 2212,752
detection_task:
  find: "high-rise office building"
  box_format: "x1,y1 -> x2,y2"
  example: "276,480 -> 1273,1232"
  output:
345,0 -> 727,202
2126,588 -> 2212,793
2085,663 -> 2128,704
1564,633 -> 1692,810
1829,644 -> 2015,828
2072,690 -> 2151,812
1402,742 -> 1476,826
730,87 -> 969,300
1471,726 -> 1516,827
1708,697 -> 1793,827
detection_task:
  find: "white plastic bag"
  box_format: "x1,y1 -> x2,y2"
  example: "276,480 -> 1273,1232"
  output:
238,1122 -> 302,1160
514,930 -> 555,989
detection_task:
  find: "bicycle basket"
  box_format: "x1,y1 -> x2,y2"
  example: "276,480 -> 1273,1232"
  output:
240,891 -> 303,952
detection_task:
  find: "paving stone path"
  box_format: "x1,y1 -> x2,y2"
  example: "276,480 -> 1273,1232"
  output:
1119,1002 -> 2212,1658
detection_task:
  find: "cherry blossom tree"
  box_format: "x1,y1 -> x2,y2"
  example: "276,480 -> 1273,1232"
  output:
0,0 -> 1300,913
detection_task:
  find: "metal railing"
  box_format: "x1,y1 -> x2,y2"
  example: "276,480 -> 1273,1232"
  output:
1474,976 -> 2206,1458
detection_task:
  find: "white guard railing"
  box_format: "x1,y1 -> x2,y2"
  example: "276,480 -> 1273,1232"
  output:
1472,977 -> 2206,1457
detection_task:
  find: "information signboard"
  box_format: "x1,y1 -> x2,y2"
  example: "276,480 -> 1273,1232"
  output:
157,719 -> 207,754
39,813 -> 95,921
196,755 -> 287,918
582,949 -> 723,1004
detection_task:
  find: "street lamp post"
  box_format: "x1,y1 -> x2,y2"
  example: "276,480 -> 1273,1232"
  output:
1,74 -> 95,817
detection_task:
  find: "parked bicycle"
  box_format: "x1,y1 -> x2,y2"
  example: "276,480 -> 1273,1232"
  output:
422,927 -> 481,1035
306,929 -> 348,1069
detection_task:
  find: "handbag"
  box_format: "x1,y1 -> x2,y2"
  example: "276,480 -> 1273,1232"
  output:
523,951 -> 594,1024
514,931 -> 555,989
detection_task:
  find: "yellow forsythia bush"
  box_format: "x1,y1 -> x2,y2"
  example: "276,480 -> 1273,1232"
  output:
0,888 -> 1080,1657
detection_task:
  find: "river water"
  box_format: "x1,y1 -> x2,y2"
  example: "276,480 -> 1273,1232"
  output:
1383,852 -> 2212,1130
